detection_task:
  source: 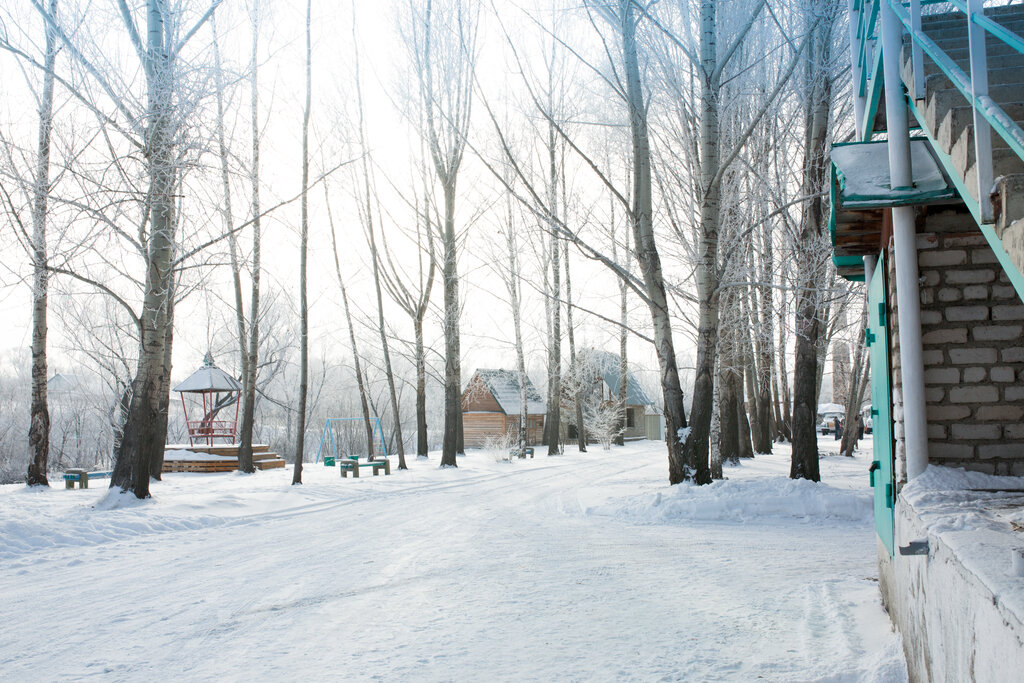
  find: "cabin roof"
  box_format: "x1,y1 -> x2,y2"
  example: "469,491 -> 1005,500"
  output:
587,350 -> 653,407
471,369 -> 546,416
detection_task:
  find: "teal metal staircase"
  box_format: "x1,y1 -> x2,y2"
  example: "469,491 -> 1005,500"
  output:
847,0 -> 1024,299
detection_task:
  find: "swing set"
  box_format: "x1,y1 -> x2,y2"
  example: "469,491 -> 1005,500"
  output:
315,417 -> 388,464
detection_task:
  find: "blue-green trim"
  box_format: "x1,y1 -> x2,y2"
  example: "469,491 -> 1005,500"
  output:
868,257 -> 895,558
859,38 -> 884,142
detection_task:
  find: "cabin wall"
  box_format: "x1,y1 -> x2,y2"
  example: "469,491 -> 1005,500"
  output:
505,415 -> 544,445
886,208 -> 1024,485
462,413 -> 544,448
561,403 -> 648,443
623,405 -> 646,439
462,377 -> 504,413
462,413 -> 507,448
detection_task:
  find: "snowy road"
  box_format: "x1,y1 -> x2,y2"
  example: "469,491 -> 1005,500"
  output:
0,441 -> 906,681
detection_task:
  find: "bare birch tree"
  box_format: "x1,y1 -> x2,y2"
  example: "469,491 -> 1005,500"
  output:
237,0 -> 263,476
292,0 -> 313,485
405,0 -> 478,467
790,2 -> 838,481
325,182 -> 376,457
18,0 -> 59,486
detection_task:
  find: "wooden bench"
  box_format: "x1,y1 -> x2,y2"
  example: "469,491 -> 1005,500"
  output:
510,447 -> 535,459
63,469 -> 113,489
338,457 -> 390,478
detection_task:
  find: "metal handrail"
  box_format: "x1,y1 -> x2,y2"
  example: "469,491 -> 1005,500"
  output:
891,0 -> 1024,221
947,0 -> 1024,55
853,0 -> 1024,223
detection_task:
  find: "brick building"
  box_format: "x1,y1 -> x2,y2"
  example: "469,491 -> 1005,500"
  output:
832,2 -> 1024,678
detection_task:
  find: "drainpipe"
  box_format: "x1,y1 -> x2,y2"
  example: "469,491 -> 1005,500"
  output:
863,255 -> 876,289
881,0 -> 929,481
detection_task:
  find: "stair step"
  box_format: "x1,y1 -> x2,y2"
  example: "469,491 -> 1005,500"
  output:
935,106 -> 977,154
921,65 -> 1024,95
926,85 -> 1024,134
923,19 -> 1024,43
993,174 -> 1024,241
938,41 -> 1024,65
905,52 -> 1024,83
964,148 -> 1024,201
925,32 -> 1024,53
952,124 -> 1013,173
922,6 -> 1024,32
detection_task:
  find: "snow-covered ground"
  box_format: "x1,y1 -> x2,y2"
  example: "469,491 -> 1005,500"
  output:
0,437 -> 907,681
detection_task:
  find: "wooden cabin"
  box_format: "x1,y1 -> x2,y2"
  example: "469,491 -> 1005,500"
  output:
461,369 -> 545,448
563,350 -> 653,442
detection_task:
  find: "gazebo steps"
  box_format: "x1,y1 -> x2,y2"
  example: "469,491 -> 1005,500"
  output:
162,444 -> 286,473
161,458 -> 286,473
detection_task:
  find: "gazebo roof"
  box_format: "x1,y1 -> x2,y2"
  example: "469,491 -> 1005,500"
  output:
173,353 -> 242,393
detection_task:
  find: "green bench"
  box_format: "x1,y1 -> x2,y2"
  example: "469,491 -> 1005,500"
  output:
509,447 -> 534,459
63,469 -> 113,489
337,457 -> 390,478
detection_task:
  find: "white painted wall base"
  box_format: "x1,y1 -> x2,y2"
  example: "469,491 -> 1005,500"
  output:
878,496 -> 1024,682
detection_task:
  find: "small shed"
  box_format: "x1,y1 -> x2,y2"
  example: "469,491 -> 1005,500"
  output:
644,409 -> 665,441
461,369 -> 546,448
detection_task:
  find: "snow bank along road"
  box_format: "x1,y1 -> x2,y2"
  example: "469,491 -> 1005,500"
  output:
0,440 -> 907,681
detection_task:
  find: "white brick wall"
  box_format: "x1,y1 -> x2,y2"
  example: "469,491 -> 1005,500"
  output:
888,215 -> 1024,480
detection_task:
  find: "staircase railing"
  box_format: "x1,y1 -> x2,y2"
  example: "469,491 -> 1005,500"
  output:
850,0 -> 1024,224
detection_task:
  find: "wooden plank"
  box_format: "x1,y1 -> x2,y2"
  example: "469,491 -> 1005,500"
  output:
255,459 -> 286,470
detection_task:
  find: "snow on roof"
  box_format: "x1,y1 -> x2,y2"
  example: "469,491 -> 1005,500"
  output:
47,373 -> 87,394
831,139 -> 954,209
817,403 -> 845,415
173,360 -> 242,393
472,369 -> 546,415
587,350 -> 653,407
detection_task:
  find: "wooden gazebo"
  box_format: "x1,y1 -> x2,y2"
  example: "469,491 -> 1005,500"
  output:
173,352 -> 242,447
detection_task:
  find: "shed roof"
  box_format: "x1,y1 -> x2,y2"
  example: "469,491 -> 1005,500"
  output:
47,373 -> 87,394
471,369 -> 546,416
587,350 -> 653,407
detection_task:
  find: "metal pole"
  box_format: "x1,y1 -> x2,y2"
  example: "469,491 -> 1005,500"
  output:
863,254 -> 876,289
910,0 -> 925,101
881,0 -> 929,481
967,0 -> 994,222
181,393 -> 192,447
848,0 -> 866,132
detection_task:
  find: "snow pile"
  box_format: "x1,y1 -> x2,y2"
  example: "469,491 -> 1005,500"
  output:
899,465 -> 1024,537
902,464 -> 1024,502
0,500 -> 223,562
596,475 -> 872,525
162,448 -> 233,461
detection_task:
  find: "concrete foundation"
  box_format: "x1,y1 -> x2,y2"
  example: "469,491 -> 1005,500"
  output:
878,495 -> 1024,682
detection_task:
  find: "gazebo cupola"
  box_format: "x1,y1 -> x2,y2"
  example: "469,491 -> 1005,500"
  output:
173,352 -> 243,447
